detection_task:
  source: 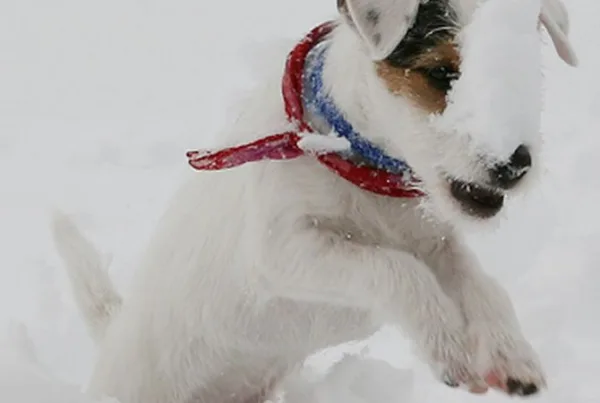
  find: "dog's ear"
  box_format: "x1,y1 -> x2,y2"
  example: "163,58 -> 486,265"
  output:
540,0 -> 578,66
338,0 -> 420,60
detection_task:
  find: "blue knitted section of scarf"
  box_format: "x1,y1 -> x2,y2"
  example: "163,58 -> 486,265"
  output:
303,43 -> 412,175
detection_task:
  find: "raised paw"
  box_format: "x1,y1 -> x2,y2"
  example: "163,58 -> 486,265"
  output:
470,325 -> 547,398
483,360 -> 546,397
483,371 -> 542,396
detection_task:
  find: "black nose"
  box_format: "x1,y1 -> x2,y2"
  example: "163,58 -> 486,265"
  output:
490,145 -> 532,189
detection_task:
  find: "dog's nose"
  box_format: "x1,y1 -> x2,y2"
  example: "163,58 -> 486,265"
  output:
490,145 -> 532,189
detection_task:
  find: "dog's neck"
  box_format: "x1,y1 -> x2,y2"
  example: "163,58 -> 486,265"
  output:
300,21 -> 416,176
302,23 -> 373,140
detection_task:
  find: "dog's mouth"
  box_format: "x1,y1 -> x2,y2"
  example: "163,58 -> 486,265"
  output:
448,178 -> 505,219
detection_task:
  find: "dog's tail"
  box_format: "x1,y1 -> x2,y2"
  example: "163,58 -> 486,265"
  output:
51,211 -> 122,344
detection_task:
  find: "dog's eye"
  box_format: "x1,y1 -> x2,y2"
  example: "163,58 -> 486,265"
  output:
423,66 -> 460,92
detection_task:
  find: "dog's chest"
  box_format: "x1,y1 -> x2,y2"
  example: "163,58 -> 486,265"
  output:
312,194 -> 449,257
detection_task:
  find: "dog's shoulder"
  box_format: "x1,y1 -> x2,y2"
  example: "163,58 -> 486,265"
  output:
247,153 -> 444,250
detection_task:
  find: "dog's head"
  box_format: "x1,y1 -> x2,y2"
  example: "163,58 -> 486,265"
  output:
336,0 -> 576,223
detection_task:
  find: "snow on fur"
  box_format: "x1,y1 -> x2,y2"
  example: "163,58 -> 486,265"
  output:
432,0 -> 543,161
297,133 -> 351,154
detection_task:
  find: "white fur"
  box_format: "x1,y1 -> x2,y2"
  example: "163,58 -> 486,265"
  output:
51,0 -> 577,402
339,0 -> 421,60
541,0 -> 578,66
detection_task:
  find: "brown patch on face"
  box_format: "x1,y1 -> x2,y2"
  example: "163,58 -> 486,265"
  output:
376,41 -> 460,114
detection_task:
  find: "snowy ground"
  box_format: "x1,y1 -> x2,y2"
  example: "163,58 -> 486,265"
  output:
0,0 -> 599,402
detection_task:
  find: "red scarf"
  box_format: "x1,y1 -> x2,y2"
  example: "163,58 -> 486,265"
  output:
186,22 -> 424,199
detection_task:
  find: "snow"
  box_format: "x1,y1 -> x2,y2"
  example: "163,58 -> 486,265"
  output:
281,354 -> 415,403
0,0 -> 598,402
0,322 -> 116,403
297,133 -> 352,154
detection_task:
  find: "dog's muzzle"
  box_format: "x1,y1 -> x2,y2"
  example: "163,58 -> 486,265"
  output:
449,179 -> 505,219
447,144 -> 532,219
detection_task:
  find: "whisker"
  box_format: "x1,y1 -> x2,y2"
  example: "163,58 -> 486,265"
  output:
425,26 -> 460,39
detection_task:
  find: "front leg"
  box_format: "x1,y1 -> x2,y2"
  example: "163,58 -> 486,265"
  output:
431,235 -> 546,397
259,216 -> 481,387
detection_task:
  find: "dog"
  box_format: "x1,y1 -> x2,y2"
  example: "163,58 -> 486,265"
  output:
51,0 -> 577,402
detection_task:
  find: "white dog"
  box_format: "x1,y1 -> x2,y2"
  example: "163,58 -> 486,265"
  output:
52,0 -> 577,402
